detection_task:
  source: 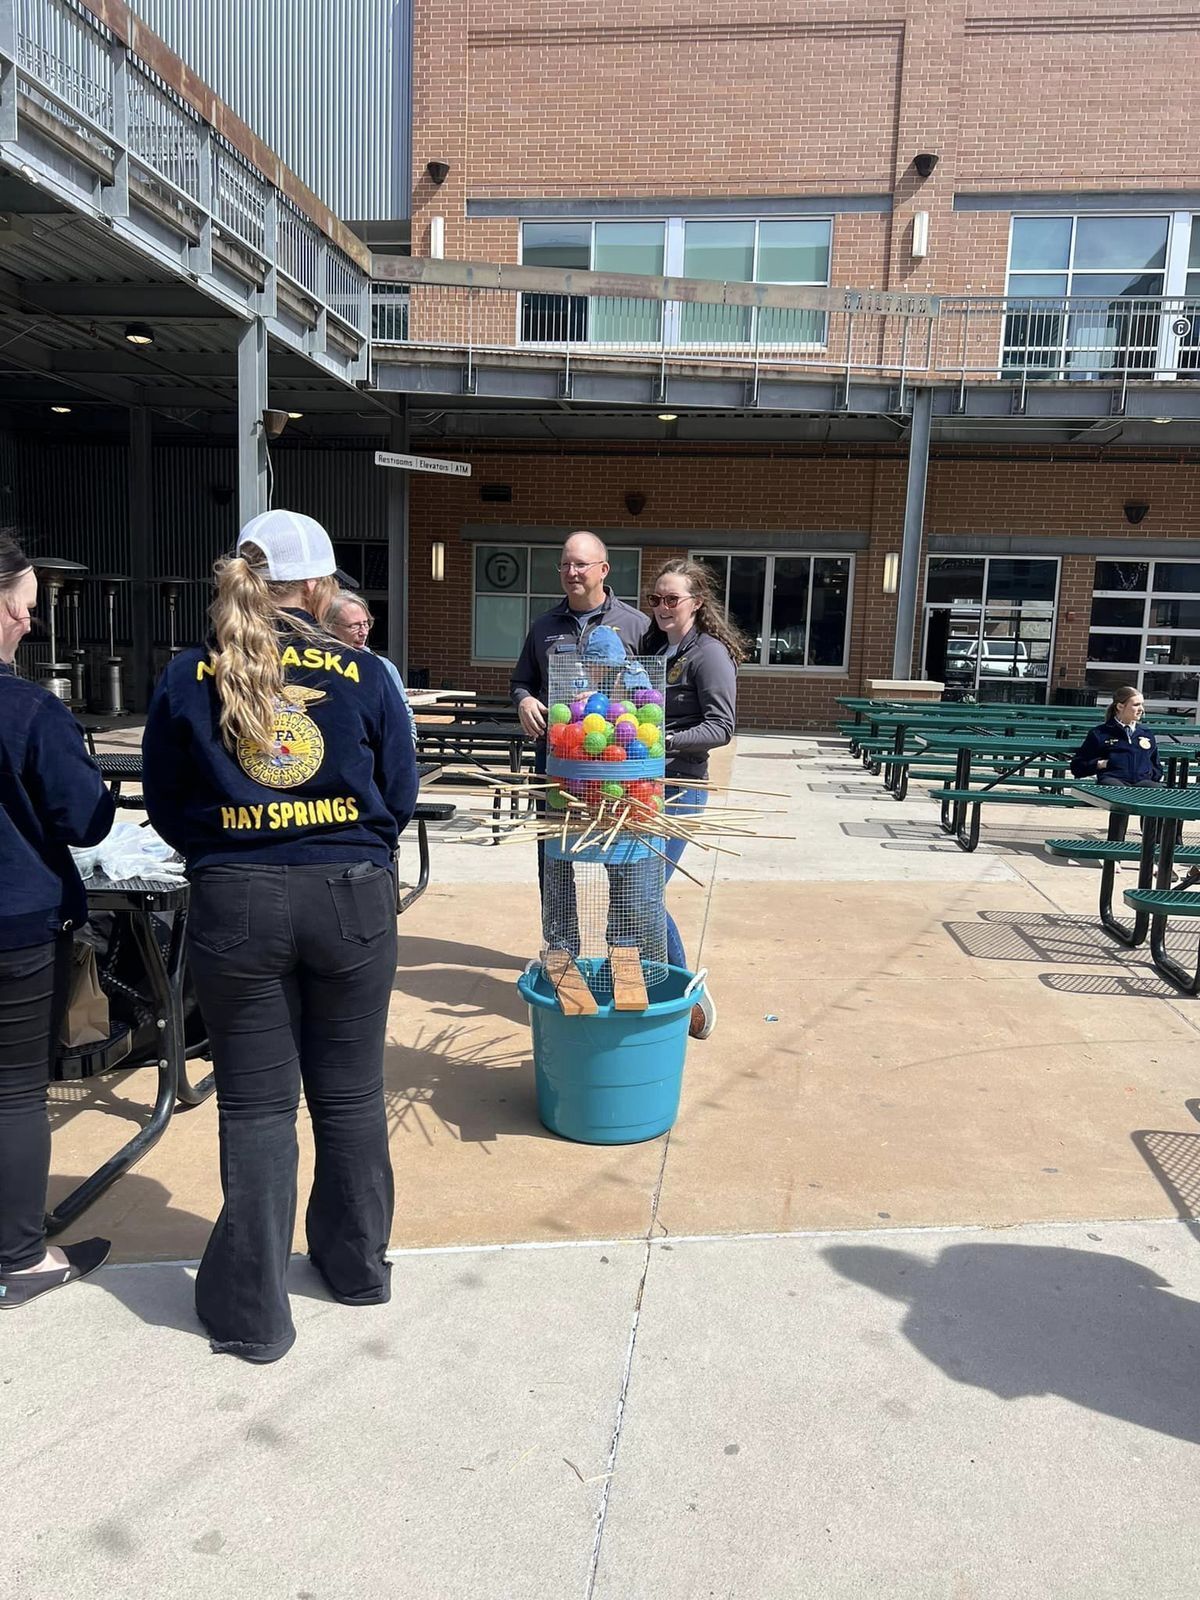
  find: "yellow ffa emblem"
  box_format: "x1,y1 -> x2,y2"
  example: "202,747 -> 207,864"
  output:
667,658 -> 686,685
1139,736 -> 1152,749
236,685 -> 327,790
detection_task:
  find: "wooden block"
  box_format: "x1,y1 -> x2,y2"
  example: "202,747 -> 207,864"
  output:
543,950 -> 599,1016
609,946 -> 649,1011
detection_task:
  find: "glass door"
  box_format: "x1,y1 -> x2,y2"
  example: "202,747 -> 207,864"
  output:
921,557 -> 1059,703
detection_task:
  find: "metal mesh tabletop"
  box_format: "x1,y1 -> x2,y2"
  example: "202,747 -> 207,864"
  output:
1072,781 -> 1200,819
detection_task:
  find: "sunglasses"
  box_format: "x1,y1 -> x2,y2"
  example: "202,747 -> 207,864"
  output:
649,593 -> 689,609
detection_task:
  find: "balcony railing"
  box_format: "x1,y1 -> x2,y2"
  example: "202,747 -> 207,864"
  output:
370,262 -> 1200,393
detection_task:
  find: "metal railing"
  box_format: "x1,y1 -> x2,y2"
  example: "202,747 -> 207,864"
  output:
372,274 -> 1200,392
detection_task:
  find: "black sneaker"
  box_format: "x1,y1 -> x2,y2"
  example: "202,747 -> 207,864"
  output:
0,1237 -> 111,1310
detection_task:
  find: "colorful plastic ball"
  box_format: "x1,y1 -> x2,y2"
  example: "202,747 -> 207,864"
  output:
637,703 -> 664,727
601,781 -> 625,800
615,712 -> 639,729
548,702 -> 572,725
632,688 -> 652,708
547,722 -> 567,748
583,730 -> 608,755
614,721 -> 636,746
585,693 -> 610,717
626,739 -> 648,759
602,744 -> 626,762
646,689 -> 665,706
545,788 -> 568,810
581,713 -> 607,736
646,741 -> 664,761
570,698 -> 588,721
618,700 -> 637,715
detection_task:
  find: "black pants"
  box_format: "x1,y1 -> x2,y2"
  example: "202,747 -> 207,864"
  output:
0,935 -> 70,1274
187,862 -> 398,1362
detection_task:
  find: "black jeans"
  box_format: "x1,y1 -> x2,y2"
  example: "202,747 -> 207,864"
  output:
0,935 -> 71,1273
186,862 -> 398,1362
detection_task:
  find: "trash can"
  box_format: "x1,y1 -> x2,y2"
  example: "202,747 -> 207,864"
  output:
517,961 -> 703,1144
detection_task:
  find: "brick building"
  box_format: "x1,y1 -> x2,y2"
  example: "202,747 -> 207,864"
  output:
390,0 -> 1200,725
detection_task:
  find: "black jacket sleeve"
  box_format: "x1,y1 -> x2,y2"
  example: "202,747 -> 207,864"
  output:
374,674 -> 419,834
141,670 -> 192,853
1149,730 -> 1162,782
1069,726 -> 1106,779
668,638 -> 738,758
25,698 -> 115,847
509,624 -> 542,708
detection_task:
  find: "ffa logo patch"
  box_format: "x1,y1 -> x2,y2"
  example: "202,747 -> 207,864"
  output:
1139,736 -> 1152,749
667,658 -> 686,685
237,684 -> 327,789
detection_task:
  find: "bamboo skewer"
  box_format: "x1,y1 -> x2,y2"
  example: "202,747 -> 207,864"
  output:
635,831 -> 707,888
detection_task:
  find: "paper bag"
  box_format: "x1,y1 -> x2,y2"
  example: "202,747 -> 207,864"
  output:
59,940 -> 110,1049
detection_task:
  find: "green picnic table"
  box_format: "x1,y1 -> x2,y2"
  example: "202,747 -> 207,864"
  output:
1072,781 -> 1200,993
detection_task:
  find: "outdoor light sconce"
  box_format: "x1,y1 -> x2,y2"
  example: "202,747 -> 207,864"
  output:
624,491 -> 647,516
426,160 -> 451,186
882,552 -> 900,594
1124,500 -> 1150,525
913,153 -> 938,179
261,408 -> 289,440
429,215 -> 445,259
431,540 -> 446,582
911,211 -> 930,259
124,322 -> 154,346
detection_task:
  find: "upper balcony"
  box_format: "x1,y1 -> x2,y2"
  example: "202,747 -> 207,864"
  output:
370,260 -> 1200,429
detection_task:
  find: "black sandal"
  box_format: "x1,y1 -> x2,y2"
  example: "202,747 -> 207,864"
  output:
0,1237 -> 111,1310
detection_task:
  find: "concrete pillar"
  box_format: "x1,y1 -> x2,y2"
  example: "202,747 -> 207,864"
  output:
892,386 -> 932,680
386,403 -> 410,674
237,317 -> 269,527
128,406 -> 152,706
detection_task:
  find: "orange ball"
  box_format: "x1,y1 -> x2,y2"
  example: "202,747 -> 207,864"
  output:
602,744 -> 627,762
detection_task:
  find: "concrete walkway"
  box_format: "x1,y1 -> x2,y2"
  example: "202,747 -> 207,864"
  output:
7,732 -> 1200,1596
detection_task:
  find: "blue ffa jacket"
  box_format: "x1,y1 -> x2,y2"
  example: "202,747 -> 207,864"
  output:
510,588 -> 650,709
1070,718 -> 1162,784
0,663 -> 115,950
142,613 -> 418,872
644,624 -> 738,783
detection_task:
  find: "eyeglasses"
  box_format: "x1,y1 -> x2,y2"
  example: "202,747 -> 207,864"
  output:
558,561 -> 603,573
649,593 -> 688,609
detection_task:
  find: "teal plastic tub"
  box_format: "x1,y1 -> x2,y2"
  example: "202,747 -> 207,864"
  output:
518,960 -> 703,1144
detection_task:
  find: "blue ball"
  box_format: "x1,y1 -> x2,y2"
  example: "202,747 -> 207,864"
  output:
585,693 -> 610,718
626,739 -> 649,759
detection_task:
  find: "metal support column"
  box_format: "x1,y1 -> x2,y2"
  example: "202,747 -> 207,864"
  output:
892,386 -> 932,680
386,403 -> 410,675
128,407 -> 152,707
237,317 -> 269,527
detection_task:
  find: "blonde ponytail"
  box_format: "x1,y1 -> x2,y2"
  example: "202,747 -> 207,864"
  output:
208,544 -> 337,747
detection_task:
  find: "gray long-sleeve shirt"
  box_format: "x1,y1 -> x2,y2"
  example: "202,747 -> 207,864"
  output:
647,624 -> 738,782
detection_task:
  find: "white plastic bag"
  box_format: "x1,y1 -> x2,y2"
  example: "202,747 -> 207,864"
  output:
70,821 -> 185,884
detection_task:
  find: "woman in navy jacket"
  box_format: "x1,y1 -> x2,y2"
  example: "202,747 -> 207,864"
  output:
1070,686 -> 1161,786
142,510 -> 417,1364
0,532 -> 114,1310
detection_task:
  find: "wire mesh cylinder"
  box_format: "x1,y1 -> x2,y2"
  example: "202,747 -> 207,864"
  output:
541,648 -> 669,997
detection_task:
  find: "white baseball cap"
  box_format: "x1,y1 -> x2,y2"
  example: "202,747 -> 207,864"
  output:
237,509 -> 336,581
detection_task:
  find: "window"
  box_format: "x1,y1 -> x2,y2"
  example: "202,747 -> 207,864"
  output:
690,550 -> 852,669
472,543 -> 641,662
1086,558 -> 1200,711
331,541 -> 391,653
520,216 -> 832,349
1004,213 -> 1169,377
921,556 -> 1058,703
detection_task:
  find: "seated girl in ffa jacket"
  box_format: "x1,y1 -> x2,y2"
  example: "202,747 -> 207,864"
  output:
1070,686 -> 1161,787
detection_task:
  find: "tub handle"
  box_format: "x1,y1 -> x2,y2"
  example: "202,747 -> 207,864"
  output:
683,967 -> 708,999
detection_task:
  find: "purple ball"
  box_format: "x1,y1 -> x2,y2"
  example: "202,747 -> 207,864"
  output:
570,699 -> 587,721
614,721 -> 636,745
633,688 -> 652,708
645,689 -> 665,707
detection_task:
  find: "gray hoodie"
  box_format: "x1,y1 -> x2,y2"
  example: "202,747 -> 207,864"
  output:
646,624 -> 738,782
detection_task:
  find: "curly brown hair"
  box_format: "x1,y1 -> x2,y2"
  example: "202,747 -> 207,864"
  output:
647,558 -> 750,664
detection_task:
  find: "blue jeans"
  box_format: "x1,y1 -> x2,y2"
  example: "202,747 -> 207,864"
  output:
663,786 -> 707,970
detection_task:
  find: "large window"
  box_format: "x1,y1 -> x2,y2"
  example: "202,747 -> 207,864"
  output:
520,217 -> 832,348
690,551 -> 853,670
1086,559 -> 1200,712
1004,214 -> 1169,378
921,556 -> 1058,704
472,543 -> 641,662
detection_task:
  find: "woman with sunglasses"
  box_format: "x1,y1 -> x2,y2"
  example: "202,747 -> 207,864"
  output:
644,560 -> 747,1038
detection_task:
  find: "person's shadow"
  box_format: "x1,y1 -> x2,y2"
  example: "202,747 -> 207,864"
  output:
824,1241 -> 1200,1446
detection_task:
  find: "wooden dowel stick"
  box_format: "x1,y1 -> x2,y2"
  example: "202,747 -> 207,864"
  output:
636,833 -> 707,887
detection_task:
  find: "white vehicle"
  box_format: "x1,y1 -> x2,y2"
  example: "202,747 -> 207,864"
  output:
946,637 -> 1030,678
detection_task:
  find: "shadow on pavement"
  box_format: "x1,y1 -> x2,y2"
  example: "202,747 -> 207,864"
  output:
383,1019 -> 551,1147
824,1240 -> 1200,1445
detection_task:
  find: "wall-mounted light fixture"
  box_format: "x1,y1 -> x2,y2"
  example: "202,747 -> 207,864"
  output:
124,322 -> 155,346
430,215 -> 445,259
261,408 -> 289,439
624,491 -> 646,516
882,552 -> 900,594
287,410 -> 304,420
1124,500 -> 1150,525
911,211 -> 930,259
50,404 -> 72,415
431,540 -> 446,581
656,412 -> 678,423
426,160 -> 451,186
913,152 -> 938,179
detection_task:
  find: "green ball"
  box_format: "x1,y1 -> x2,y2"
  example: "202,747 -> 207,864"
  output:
545,788 -> 568,809
583,730 -> 608,755
646,740 -> 664,760
638,703 -> 664,727
601,720 -> 615,740
601,781 -> 625,799
618,700 -> 636,715
548,702 -> 572,725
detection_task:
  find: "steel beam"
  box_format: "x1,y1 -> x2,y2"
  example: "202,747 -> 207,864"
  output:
237,317 -> 268,526
892,387 -> 932,681
128,407 -> 152,708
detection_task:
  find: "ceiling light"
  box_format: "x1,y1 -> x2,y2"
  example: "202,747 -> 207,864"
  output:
1152,416 -> 1172,424
124,322 -> 154,346
50,405 -> 71,414
657,412 -> 678,422
287,410 -> 304,420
